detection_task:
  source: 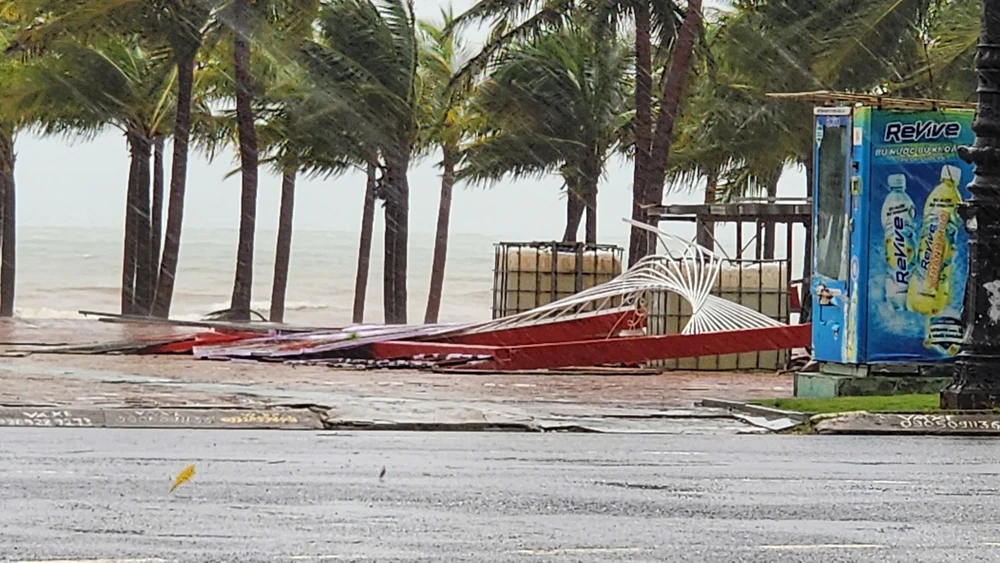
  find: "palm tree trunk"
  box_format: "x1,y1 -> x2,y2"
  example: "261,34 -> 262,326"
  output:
562,181 -> 584,243
0,123 -> 14,318
584,182 -> 598,245
382,145 -> 410,325
269,167 -> 296,323
229,0 -> 259,321
424,150 -> 455,324
696,171 -> 717,251
644,0 -> 703,232
132,135 -> 153,315
150,136 -> 165,291
121,136 -> 141,314
628,0 -> 653,266
584,152 -> 600,245
352,160 -> 378,324
763,164 -> 782,260
152,52 -> 196,318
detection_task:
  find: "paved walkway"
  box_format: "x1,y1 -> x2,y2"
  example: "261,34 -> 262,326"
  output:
0,318 -> 793,432
0,353 -> 790,407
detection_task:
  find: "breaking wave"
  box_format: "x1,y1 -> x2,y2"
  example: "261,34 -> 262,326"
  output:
14,301 -> 330,321
203,300 -> 331,314
12,307 -> 204,321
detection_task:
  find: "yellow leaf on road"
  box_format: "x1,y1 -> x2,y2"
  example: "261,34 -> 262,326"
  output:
170,464 -> 196,492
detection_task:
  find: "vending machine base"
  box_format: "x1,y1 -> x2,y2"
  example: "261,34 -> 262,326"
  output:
794,362 -> 953,398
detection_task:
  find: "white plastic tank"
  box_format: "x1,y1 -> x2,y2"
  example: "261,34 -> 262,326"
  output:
492,243 -> 623,317
648,260 -> 789,370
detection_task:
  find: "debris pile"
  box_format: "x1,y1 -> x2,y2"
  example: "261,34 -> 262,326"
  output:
16,233 -> 811,372
61,306 -> 807,372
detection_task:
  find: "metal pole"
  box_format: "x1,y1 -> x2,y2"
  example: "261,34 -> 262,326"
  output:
942,0 -> 1000,409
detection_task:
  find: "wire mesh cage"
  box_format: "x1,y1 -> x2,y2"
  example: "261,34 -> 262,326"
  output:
492,241 -> 625,319
645,258 -> 791,371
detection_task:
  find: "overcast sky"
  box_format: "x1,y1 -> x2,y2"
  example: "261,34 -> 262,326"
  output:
13,0 -> 806,249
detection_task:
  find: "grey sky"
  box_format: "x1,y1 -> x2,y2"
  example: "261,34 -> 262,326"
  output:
14,0 -> 806,252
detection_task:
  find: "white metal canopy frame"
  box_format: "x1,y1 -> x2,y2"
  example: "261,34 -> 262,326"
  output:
190,220 -> 786,360
455,220 -> 785,337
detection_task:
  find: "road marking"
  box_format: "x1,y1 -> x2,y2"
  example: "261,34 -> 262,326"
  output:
760,544 -> 883,551
512,547 -> 643,555
841,480 -> 912,485
289,557 -> 341,561
983,542 -> 1000,547
16,559 -> 168,563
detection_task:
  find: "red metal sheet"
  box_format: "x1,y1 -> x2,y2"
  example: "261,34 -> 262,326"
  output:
437,309 -> 645,347
138,331 -> 259,355
468,324 -> 811,371
369,341 -> 501,360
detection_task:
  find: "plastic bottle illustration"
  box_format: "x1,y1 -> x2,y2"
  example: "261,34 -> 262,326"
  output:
908,165 -> 963,315
881,174 -> 916,310
907,164 -> 964,355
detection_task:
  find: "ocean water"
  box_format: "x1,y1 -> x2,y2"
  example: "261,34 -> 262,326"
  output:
13,222 -> 806,327
15,226 -> 512,326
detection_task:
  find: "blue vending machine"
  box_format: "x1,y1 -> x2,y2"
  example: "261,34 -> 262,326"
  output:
811,105 -> 974,365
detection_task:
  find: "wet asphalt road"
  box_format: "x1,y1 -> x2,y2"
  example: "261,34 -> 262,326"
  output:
1,431 -> 1000,562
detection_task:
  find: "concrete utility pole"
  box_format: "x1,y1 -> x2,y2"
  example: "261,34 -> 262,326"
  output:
942,0 -> 1000,409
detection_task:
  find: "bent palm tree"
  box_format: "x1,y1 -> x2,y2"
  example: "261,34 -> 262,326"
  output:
416,9 -> 476,324
303,0 -> 420,324
260,79 -> 357,323
12,0 -> 219,317
461,24 -> 632,244
450,0 -> 683,264
2,36 -> 181,314
227,0 -> 260,321
0,16 -> 21,317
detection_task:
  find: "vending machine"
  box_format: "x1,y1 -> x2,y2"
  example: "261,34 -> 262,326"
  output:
811,105 -> 974,365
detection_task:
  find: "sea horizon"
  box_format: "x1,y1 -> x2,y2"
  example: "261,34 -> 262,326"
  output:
11,222 -> 803,325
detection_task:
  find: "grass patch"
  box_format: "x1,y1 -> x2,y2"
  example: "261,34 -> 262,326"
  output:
753,394 -> 940,414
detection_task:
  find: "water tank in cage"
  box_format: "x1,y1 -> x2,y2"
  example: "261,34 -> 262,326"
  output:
647,259 -> 791,371
492,242 -> 624,318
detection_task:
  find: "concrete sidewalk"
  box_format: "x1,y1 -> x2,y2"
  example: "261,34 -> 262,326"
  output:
0,354 -> 790,433
0,318 -> 793,433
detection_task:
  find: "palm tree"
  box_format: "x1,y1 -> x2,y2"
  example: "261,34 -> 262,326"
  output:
1,35 -> 184,314
724,0 -> 938,229
28,0 -> 220,318
891,0 -> 977,100
663,0 -> 961,265
629,0 -> 702,262
185,0 -> 325,322
0,17 -> 19,317
303,0 -> 420,325
460,23 -> 632,244
352,157 -> 378,323
450,0 -> 689,265
145,3 -> 214,318
150,135 -> 165,281
416,8 -> 476,324
227,0 -> 260,321
0,119 -> 12,318
260,79 -> 356,323
662,54 -> 733,251
4,0 -> 224,319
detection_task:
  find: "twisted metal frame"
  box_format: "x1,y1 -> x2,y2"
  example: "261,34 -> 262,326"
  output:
457,221 -> 784,337
193,222 -> 786,359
